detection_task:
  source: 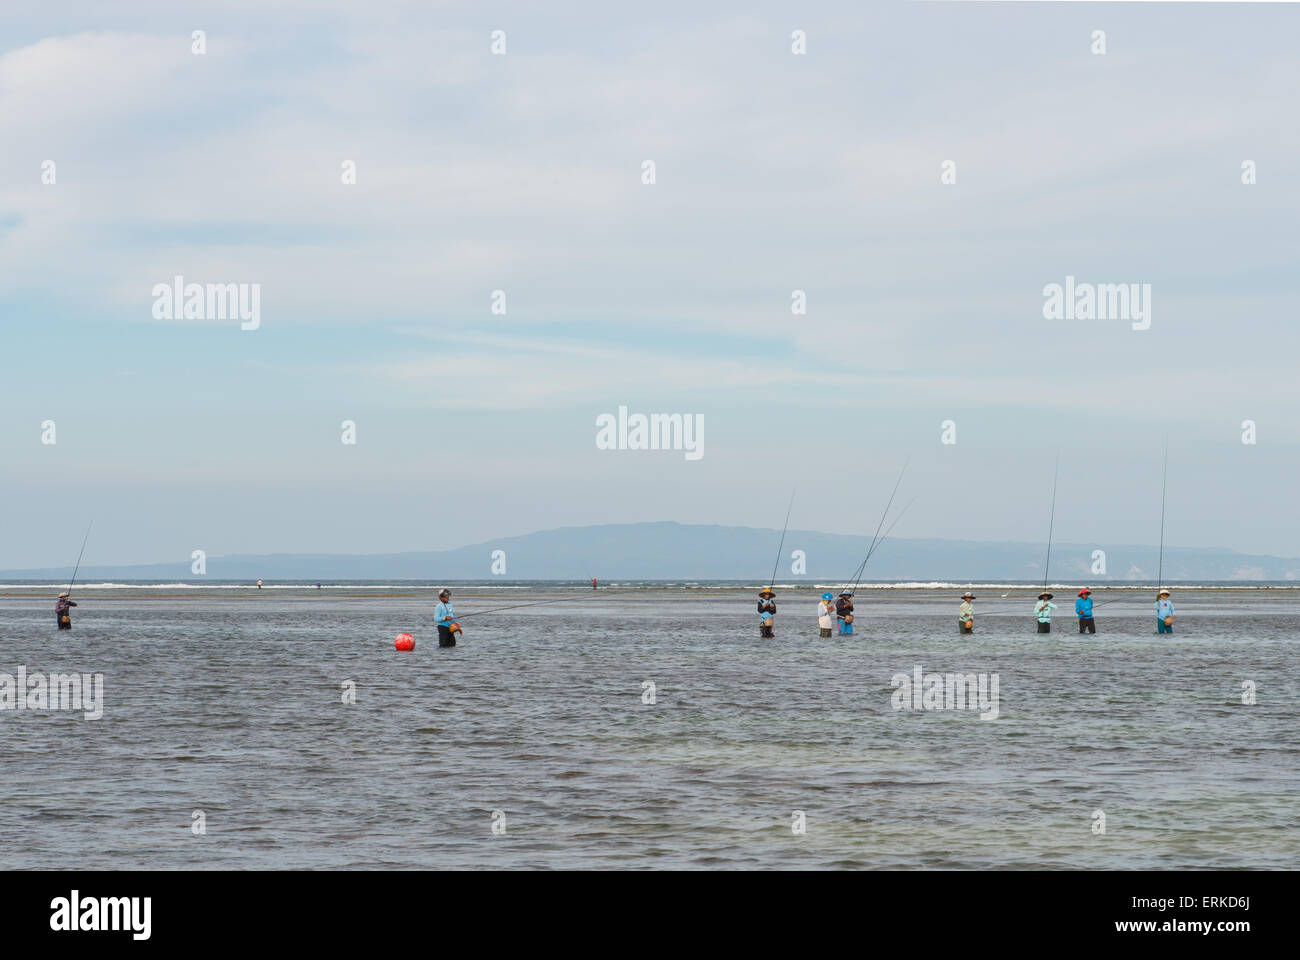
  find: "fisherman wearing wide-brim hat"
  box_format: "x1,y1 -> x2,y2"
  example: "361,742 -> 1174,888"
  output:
1075,588 -> 1096,634
835,590 -> 855,635
757,588 -> 777,638
1155,588 -> 1175,635
958,592 -> 975,634
1034,591 -> 1057,634
55,591 -> 77,631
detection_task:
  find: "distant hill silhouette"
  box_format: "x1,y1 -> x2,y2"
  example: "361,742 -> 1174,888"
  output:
3,521 -> 1297,582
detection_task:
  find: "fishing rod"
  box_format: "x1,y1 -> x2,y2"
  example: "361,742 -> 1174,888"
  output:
1041,455 -> 1059,592
1157,439 -> 1169,592
766,488 -> 796,590
842,459 -> 909,592
67,521 -> 93,596
849,494 -> 918,591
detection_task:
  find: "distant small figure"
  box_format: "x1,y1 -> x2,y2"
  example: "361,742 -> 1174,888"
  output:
958,592 -> 975,634
435,588 -> 458,647
1155,589 -> 1175,634
1034,592 -> 1057,634
757,588 -> 776,638
317,582 -> 321,590
817,592 -> 834,638
835,591 -> 855,635
591,577 -> 597,590
1076,588 -> 1096,634
55,592 -> 77,630
256,578 -> 263,590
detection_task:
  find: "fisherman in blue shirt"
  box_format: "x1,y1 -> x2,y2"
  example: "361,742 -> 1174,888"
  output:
757,588 -> 776,638
1155,589 -> 1175,634
1075,588 -> 1096,634
435,588 -> 458,647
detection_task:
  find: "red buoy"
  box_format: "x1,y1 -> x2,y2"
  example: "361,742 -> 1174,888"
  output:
395,632 -> 415,651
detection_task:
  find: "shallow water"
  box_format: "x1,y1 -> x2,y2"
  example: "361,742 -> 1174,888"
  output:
0,586 -> 1295,869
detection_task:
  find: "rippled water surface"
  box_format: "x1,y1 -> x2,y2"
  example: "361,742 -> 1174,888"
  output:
1,585 -> 1296,869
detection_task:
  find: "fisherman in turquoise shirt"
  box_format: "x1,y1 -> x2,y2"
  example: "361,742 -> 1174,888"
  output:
1155,589 -> 1175,634
1075,588 -> 1096,634
1034,592 -> 1057,634
435,588 -> 458,647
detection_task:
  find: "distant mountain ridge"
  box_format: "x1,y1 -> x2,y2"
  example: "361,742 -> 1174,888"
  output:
3,521 -> 1297,581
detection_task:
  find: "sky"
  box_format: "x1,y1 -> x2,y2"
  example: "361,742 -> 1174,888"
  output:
2,0 -> 1298,569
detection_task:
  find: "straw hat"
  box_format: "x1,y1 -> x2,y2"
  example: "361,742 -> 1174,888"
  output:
1038,592 -> 1054,600
961,592 -> 975,600
759,588 -> 775,597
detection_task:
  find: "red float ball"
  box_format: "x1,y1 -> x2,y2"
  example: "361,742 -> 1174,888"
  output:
394,632 -> 415,651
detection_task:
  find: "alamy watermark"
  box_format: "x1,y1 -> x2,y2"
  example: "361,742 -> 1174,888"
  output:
152,275 -> 260,330
595,405 -> 704,461
1042,275 -> 1151,330
0,667 -> 104,720
890,665 -> 999,720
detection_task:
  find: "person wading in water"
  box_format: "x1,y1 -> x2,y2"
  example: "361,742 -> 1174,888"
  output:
1034,592 -> 1057,634
757,588 -> 776,638
1155,589 -> 1175,634
435,588 -> 459,647
55,592 -> 77,631
1075,588 -> 1096,634
958,592 -> 975,634
835,591 -> 855,635
817,592 -> 835,638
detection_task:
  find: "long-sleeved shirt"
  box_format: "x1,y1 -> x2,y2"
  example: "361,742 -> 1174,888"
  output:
1155,599 -> 1175,620
817,601 -> 834,628
1075,597 -> 1094,618
1035,600 -> 1057,623
55,598 -> 76,616
959,601 -> 973,623
758,599 -> 776,621
435,600 -> 456,627
835,598 -> 854,619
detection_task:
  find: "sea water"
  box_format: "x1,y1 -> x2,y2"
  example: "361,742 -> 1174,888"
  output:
0,582 -> 1295,869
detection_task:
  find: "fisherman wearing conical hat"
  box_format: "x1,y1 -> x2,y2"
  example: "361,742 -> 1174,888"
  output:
835,590 -> 855,635
1155,589 -> 1175,634
758,588 -> 776,638
54,591 -> 77,631
958,592 -> 975,634
1034,591 -> 1057,634
817,592 -> 835,638
1075,588 -> 1096,634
